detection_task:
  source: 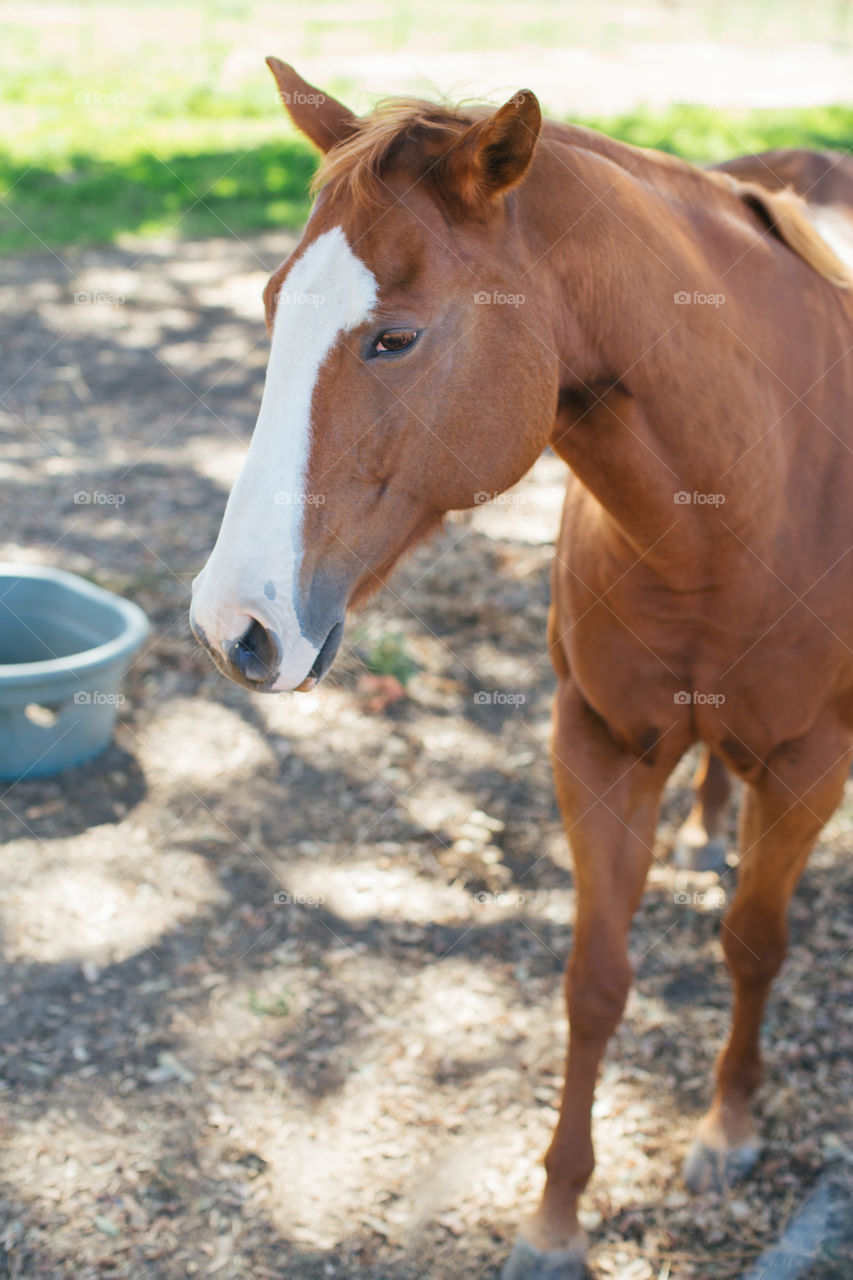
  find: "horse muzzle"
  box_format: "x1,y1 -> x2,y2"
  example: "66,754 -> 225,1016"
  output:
189,580 -> 346,694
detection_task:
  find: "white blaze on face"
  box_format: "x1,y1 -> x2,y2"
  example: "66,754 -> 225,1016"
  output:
191,226 -> 378,689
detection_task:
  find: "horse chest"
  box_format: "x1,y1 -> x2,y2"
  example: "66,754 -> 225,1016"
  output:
557,560 -> 848,771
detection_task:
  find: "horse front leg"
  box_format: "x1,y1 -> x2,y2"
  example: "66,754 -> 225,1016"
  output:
503,677 -> 682,1280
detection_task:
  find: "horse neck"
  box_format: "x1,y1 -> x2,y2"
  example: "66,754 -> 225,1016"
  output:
522,133 -> 787,569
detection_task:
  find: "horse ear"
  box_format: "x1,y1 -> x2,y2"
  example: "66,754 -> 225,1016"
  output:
266,57 -> 358,153
441,90 -> 542,210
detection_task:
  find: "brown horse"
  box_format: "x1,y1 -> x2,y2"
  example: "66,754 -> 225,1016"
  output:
190,59 -> 853,1280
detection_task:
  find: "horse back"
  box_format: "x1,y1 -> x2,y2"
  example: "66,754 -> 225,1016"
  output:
712,148 -> 853,209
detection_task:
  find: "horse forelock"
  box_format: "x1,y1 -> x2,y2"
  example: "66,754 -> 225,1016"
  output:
310,98 -> 482,211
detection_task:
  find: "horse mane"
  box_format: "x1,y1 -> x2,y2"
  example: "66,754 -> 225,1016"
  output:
709,171 -> 850,288
310,98 -> 481,208
741,184 -> 850,288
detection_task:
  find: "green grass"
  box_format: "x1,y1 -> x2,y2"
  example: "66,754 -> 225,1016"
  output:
0,139 -> 318,254
578,103 -> 853,164
354,629 -> 418,685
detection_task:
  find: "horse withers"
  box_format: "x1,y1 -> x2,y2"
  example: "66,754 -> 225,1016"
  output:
190,59 -> 853,1280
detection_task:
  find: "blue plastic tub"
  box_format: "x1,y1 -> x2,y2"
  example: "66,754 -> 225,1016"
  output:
0,564 -> 150,780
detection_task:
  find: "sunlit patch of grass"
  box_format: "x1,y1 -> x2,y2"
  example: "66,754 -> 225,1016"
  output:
580,102 -> 853,164
249,988 -> 293,1018
0,136 -> 318,254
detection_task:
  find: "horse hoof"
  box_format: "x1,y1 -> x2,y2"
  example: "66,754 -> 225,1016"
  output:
501,1238 -> 586,1280
672,834 -> 727,875
684,1137 -> 761,1193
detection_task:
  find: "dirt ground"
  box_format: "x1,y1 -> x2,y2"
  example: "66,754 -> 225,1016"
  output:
0,234 -> 852,1280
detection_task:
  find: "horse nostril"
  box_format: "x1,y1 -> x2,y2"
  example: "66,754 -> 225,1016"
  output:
229,618 -> 282,685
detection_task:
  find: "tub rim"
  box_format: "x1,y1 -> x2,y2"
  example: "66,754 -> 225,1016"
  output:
0,562 -> 150,689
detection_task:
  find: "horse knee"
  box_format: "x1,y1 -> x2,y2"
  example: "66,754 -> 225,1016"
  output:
543,1136 -> 595,1193
566,949 -> 632,1040
721,908 -> 787,985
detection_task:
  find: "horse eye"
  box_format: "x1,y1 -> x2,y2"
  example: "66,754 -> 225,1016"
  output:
373,329 -> 418,354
